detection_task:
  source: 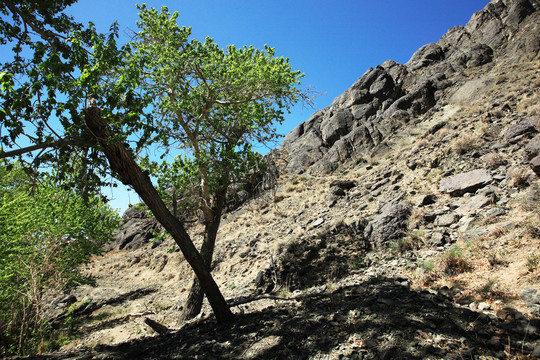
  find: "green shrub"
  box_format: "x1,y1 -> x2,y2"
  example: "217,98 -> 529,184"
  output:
0,162 -> 120,356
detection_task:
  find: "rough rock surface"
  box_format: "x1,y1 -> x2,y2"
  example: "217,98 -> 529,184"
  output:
439,169 -> 493,197
363,194 -> 411,247
281,0 -> 540,176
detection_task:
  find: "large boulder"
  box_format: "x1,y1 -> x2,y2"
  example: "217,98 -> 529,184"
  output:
439,169 -> 493,197
321,110 -> 353,146
406,43 -> 445,71
364,194 -> 411,248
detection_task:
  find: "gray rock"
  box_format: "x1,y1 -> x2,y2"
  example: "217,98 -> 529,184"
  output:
328,186 -> 346,197
406,43 -> 444,70
503,119 -> 539,143
330,180 -> 357,190
434,213 -> 457,227
439,169 -> 493,197
454,194 -> 493,216
485,207 -> 506,217
530,155 -> 540,176
465,44 -> 494,67
416,194 -> 437,206
122,207 -> 148,221
534,343 -> 540,358
430,232 -> 448,246
364,195 -> 411,248
112,217 -> 160,250
520,286 -> 540,315
506,0 -> 535,26
523,139 -> 540,161
321,110 -> 353,146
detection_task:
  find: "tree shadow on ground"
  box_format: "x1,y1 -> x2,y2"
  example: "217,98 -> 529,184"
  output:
21,277 -> 539,360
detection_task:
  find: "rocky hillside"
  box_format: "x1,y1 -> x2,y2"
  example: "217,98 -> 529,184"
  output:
20,0 -> 540,359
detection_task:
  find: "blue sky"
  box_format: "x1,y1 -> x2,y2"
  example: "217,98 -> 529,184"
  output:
64,0 -> 489,212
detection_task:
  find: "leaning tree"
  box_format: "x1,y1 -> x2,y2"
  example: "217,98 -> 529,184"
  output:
0,0 -> 233,322
0,1 -> 307,322
130,5 -> 307,320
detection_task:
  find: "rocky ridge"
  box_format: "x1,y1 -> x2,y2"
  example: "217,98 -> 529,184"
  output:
17,0 -> 540,359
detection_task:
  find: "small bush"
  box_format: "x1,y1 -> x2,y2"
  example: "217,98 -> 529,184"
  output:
483,152 -> 505,169
441,246 -> 470,274
526,253 -> 540,272
452,133 -> 481,155
390,230 -> 425,254
508,167 -> 530,188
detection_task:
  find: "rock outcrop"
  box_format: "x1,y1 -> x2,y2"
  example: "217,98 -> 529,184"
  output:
281,0 -> 540,176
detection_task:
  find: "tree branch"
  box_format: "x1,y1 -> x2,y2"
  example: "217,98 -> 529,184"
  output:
0,137 -> 91,159
3,0 -> 69,43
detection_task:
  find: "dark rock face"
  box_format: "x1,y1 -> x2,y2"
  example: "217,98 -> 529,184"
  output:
281,0 -> 540,176
439,169 -> 493,197
109,209 -> 162,251
364,194 -> 412,248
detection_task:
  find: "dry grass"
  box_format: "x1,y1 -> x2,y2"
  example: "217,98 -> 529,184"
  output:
482,152 -> 505,169
451,133 -> 482,155
507,167 -> 530,188
517,91 -> 540,117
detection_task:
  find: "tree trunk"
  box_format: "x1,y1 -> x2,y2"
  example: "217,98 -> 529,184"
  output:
180,219 -> 219,320
84,106 -> 234,323
181,187 -> 227,321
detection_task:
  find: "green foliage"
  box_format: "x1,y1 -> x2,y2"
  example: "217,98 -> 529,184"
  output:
0,162 -> 120,356
0,1 -> 153,194
130,5 -> 306,222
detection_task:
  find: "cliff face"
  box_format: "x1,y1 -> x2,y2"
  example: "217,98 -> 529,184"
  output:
282,0 -> 540,175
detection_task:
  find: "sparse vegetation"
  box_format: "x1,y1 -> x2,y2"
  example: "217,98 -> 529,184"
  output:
451,133 -> 482,155
526,253 -> 540,272
441,246 -> 470,274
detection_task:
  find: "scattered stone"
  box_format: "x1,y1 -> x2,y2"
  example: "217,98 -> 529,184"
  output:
417,194 -> 437,206
530,155 -> 540,176
330,180 -> 357,190
312,218 -> 325,228
453,194 -> 492,216
434,213 -> 457,227
430,232 -> 448,246
477,302 -> 491,311
439,169 -> 493,197
484,207 -> 506,217
523,138 -> 540,161
503,119 -> 539,143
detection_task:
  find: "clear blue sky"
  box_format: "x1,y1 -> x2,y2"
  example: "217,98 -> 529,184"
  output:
63,0 -> 489,213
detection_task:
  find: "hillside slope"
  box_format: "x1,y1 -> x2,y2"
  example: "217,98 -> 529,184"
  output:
21,0 -> 540,359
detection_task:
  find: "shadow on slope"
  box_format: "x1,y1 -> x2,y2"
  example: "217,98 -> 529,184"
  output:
22,277 -> 538,360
